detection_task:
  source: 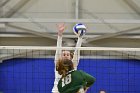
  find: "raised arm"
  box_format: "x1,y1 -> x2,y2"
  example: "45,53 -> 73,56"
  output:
52,23 -> 65,93
72,23 -> 87,69
72,37 -> 83,69
55,23 -> 65,64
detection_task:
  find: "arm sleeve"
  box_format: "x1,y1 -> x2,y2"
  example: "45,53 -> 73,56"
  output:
54,35 -> 62,65
54,35 -> 63,81
80,70 -> 96,87
72,37 -> 83,68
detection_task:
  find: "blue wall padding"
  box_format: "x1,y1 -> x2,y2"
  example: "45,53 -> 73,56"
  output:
0,58 -> 140,93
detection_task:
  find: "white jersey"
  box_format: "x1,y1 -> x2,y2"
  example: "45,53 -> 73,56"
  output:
52,35 -> 83,93
72,37 -> 83,69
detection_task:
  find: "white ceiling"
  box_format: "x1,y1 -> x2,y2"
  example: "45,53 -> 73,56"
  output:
0,0 -> 140,47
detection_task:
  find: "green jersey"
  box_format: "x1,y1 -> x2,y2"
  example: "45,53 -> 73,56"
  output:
57,70 -> 96,93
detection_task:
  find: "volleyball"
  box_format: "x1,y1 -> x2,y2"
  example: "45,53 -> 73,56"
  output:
73,23 -> 86,37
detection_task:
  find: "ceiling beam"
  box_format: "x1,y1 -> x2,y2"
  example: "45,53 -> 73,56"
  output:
7,24 -> 75,43
2,0 -> 31,17
1,18 -> 140,23
86,26 -> 140,43
0,0 -> 9,7
124,0 -> 140,15
7,24 -> 57,40
2,0 -> 59,41
75,0 -> 79,19
0,23 -> 5,28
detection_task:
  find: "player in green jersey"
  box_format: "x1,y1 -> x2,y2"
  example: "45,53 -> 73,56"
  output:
56,58 -> 96,93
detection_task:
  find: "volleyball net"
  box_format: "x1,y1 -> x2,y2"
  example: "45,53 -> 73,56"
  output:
0,46 -> 140,93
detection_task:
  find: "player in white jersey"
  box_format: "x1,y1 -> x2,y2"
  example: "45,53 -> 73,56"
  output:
52,23 -> 83,93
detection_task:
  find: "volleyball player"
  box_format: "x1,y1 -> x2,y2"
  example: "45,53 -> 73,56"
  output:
52,23 -> 83,93
56,58 -> 96,93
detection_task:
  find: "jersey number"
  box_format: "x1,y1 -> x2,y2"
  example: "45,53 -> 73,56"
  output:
62,74 -> 72,87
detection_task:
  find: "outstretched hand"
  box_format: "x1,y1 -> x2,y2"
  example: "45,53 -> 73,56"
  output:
57,23 -> 66,36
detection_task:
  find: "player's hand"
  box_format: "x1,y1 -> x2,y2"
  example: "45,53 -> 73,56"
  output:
57,23 -> 66,36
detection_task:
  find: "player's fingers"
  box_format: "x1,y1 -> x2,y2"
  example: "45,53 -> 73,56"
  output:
57,23 -> 64,28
